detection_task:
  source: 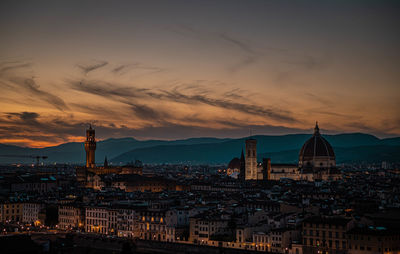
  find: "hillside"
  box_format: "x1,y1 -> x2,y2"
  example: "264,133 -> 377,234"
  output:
0,137 -> 230,164
0,133 -> 399,165
111,134 -> 400,164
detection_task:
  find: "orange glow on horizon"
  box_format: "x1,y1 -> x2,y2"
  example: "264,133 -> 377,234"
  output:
0,139 -> 57,148
0,136 -> 85,148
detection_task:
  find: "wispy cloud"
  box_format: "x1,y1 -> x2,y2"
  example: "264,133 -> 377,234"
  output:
69,80 -> 145,99
7,111 -> 40,122
0,62 -> 33,73
111,64 -> 131,75
159,85 -> 296,123
0,61 -> 69,111
77,60 -> 108,75
284,54 -> 329,71
168,24 -> 330,75
219,33 -> 256,55
211,32 -> 261,73
0,111 -> 88,146
2,57 -> 395,147
305,93 -> 334,107
167,25 -> 260,73
67,79 -> 296,123
311,110 -> 354,119
344,120 -> 400,138
16,77 -> 69,111
228,56 -> 257,73
0,109 -> 306,147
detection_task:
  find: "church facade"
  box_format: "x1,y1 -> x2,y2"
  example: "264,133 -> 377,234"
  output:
233,123 -> 341,182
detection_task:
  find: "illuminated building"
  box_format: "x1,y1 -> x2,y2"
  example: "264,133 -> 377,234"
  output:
84,125 -> 96,168
189,213 -> 231,245
76,126 -> 143,185
245,138 -> 258,180
58,205 -> 85,230
226,157 -> 241,178
138,210 -> 168,241
85,206 -> 111,234
0,202 -> 23,222
269,163 -> 300,181
117,208 -> 137,238
22,203 -> 43,224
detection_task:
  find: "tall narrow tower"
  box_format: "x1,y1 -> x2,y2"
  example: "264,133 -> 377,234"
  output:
85,125 -> 96,168
263,158 -> 271,180
245,138 -> 257,180
239,149 -> 246,181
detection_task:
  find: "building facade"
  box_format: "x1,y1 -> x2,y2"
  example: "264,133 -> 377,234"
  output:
347,226 -> 400,254
22,202 -> 42,224
245,138 -> 258,180
58,205 -> 84,230
0,202 -> 23,222
85,206 -> 110,234
302,216 -> 352,254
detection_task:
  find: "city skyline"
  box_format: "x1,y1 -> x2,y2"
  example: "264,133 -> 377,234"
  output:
1,2 -> 399,253
1,0 -> 399,147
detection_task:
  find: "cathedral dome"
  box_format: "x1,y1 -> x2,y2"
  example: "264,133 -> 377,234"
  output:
228,157 -> 241,169
299,123 -> 336,169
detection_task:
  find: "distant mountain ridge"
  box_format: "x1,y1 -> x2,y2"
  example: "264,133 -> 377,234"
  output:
0,137 -> 231,164
0,133 -> 399,165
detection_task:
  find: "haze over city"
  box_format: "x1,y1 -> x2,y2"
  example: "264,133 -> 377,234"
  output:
1,0 -> 399,148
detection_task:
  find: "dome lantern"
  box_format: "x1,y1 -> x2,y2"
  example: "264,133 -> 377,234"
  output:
314,121 -> 320,136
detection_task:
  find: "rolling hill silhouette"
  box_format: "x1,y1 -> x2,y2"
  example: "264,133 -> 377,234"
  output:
0,134 -> 399,165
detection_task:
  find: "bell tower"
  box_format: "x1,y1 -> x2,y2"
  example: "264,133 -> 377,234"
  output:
245,138 -> 257,180
85,125 -> 96,168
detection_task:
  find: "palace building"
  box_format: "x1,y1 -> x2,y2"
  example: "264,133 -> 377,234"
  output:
76,126 -> 185,192
76,126 -> 143,185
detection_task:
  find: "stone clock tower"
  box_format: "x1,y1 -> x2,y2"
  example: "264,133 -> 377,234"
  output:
85,125 -> 96,168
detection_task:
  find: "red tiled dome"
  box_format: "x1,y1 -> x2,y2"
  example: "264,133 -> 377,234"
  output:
299,123 -> 335,162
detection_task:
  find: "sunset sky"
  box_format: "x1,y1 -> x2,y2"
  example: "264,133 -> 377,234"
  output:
0,0 -> 399,147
